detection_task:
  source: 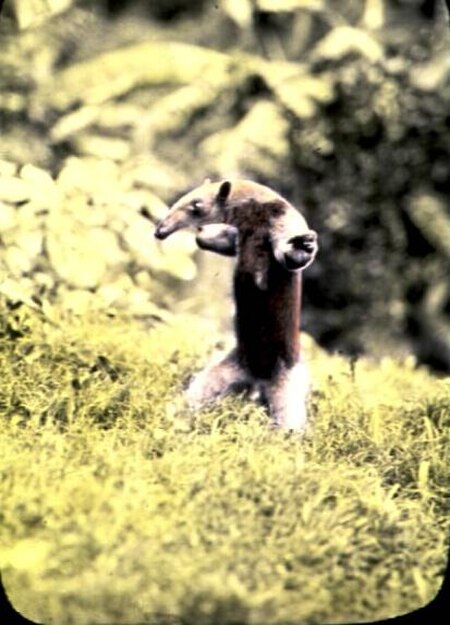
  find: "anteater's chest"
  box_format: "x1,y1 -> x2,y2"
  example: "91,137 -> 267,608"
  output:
233,238 -> 301,378
225,203 -> 281,278
237,228 -> 272,281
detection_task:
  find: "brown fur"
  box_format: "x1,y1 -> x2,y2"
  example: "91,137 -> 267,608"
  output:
155,179 -> 317,431
227,199 -> 301,378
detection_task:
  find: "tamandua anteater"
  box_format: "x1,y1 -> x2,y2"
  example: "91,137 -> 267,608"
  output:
155,179 -> 318,431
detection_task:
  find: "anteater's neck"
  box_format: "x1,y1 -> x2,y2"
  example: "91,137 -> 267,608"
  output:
233,257 -> 301,380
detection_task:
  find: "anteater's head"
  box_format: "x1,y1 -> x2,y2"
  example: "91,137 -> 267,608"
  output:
154,179 -> 231,240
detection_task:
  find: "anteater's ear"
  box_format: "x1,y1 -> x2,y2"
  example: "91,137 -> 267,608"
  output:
217,180 -> 232,205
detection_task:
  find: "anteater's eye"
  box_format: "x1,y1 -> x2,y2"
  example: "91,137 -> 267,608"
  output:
190,199 -> 205,217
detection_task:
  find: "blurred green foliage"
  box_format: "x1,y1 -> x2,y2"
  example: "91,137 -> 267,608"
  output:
1,0 -> 450,368
0,158 -> 198,320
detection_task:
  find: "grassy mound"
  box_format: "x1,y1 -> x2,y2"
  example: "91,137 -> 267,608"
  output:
0,298 -> 449,624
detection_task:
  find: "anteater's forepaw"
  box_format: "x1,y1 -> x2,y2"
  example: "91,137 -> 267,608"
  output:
195,224 -> 239,257
281,230 -> 318,271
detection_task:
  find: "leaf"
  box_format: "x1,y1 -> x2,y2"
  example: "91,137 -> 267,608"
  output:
417,460 -> 430,496
423,417 -> 436,442
73,135 -> 130,162
2,538 -> 51,570
201,101 -> 289,176
412,567 -> 430,604
139,84 -> 223,143
57,157 -> 121,197
96,276 -> 135,307
0,279 -> 46,317
222,0 -> 253,27
410,52 -> 450,92
20,163 -> 56,189
408,193 -> 450,259
361,0 -> 385,30
5,246 -> 33,277
126,289 -> 174,319
162,231 -> 198,256
253,60 -> 334,115
275,81 -> 317,118
14,230 -> 43,259
157,232 -> 198,281
257,0 -> 324,11
60,289 -> 102,314
0,176 -> 32,203
98,104 -> 145,130
369,407 -> 383,445
0,160 -> 18,177
255,58 -> 308,86
313,26 -> 383,62
35,42 -> 231,111
0,204 -> 17,231
123,220 -> 166,268
10,0 -> 73,30
160,256 -> 198,282
47,225 -> 125,289
122,157 -> 186,198
50,106 -> 100,142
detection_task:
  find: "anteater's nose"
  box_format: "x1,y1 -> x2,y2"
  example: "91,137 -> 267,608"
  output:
154,223 -> 166,239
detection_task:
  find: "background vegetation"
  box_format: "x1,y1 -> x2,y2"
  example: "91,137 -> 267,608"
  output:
1,0 -> 450,367
1,1 -> 449,624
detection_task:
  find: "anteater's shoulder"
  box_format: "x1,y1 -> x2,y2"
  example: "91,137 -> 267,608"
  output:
228,180 -> 289,206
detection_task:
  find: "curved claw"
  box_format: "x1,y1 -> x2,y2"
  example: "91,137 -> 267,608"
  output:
276,230 -> 318,271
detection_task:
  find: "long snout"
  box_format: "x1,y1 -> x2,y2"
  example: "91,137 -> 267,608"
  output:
154,215 -> 184,240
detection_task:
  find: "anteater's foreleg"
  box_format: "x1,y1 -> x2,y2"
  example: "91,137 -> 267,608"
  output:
185,349 -> 251,409
196,224 -> 238,257
263,361 -> 310,432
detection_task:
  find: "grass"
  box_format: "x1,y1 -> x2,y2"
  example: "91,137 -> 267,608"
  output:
0,296 -> 449,625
